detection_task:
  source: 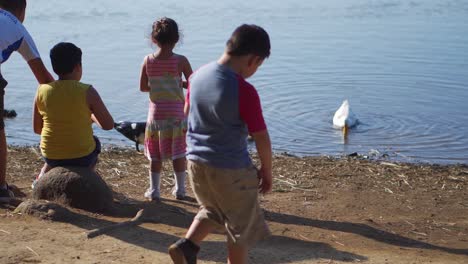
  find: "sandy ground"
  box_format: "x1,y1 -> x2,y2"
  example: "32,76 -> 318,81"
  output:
1,146 -> 467,264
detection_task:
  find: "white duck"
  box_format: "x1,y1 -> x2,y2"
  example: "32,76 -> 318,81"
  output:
333,99 -> 358,137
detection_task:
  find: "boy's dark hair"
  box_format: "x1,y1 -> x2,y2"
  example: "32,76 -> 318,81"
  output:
0,0 -> 26,13
152,17 -> 179,46
226,24 -> 270,59
50,42 -> 82,76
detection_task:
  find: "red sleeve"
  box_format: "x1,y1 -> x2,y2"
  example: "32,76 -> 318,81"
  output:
238,76 -> 267,133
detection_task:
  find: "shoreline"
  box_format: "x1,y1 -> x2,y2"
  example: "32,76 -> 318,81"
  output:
5,145 -> 468,196
2,145 -> 468,263
6,144 -> 467,167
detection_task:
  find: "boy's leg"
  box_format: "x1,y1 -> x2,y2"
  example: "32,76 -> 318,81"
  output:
169,161 -> 216,263
0,129 -> 6,187
39,163 -> 52,176
227,244 -> 248,264
185,161 -> 219,245
0,74 -> 6,187
34,137 -> 100,188
0,75 -> 13,202
89,136 -> 101,171
185,218 -> 214,245
0,129 -> 13,202
169,219 -> 211,264
31,162 -> 52,189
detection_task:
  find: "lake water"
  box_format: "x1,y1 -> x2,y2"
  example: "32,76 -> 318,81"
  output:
2,0 -> 468,164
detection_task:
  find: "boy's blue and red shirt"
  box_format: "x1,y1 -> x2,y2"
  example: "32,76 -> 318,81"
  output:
0,9 -> 40,68
186,62 -> 266,169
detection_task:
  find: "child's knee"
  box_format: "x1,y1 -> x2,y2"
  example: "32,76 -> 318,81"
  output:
150,160 -> 162,171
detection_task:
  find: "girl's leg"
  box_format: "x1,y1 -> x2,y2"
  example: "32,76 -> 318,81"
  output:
151,159 -> 162,173
172,157 -> 186,172
145,160 -> 162,201
172,158 -> 186,198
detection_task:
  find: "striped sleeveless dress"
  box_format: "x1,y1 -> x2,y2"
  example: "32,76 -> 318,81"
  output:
144,54 -> 186,161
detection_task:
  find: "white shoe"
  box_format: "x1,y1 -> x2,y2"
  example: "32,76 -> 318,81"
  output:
144,188 -> 160,202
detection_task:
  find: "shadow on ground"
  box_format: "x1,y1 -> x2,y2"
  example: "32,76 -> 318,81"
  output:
21,192 -> 367,263
266,210 -> 468,256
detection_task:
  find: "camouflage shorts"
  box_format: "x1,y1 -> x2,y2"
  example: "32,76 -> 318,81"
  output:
188,160 -> 271,247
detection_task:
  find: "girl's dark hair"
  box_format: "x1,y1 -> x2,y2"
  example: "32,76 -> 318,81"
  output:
0,0 -> 27,12
151,17 -> 180,46
226,24 -> 271,59
50,42 -> 82,75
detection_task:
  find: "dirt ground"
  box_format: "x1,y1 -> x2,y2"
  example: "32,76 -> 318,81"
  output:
1,146 -> 467,264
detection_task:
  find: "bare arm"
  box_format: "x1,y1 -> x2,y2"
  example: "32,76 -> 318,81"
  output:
180,56 -> 193,89
184,82 -> 190,116
87,86 -> 114,130
251,129 -> 273,194
32,92 -> 43,135
184,101 -> 189,116
27,58 -> 54,84
140,58 -> 150,92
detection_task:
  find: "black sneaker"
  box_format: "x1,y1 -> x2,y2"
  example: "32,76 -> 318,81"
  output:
0,184 -> 14,203
168,238 -> 199,264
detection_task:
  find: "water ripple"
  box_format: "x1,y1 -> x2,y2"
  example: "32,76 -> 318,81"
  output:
2,0 -> 467,164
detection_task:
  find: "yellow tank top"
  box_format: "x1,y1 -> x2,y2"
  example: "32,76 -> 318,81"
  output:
36,80 -> 95,159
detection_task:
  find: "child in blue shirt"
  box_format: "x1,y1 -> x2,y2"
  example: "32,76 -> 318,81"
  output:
169,24 -> 272,264
0,0 -> 54,202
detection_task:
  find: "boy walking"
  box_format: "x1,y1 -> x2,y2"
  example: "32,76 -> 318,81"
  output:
0,0 -> 54,202
169,24 -> 272,264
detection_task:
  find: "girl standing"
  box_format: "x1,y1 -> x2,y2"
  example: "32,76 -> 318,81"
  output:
140,17 -> 192,201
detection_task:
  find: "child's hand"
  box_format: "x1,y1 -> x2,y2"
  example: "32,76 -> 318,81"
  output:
257,167 -> 272,194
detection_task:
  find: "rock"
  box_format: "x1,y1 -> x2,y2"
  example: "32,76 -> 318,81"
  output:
14,199 -> 73,221
3,109 -> 17,118
32,166 -> 113,212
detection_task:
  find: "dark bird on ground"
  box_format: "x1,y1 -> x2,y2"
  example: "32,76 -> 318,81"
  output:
114,121 -> 146,152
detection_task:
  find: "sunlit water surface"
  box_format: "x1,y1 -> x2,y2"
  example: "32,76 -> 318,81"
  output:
2,0 -> 468,164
